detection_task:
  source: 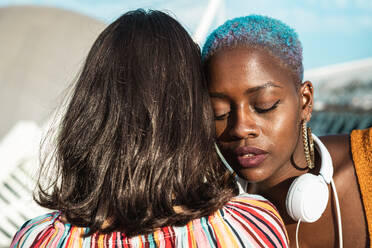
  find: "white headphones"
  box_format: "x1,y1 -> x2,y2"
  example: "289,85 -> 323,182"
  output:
285,134 -> 333,223
215,136 -> 343,247
286,134 -> 342,248
214,134 -> 333,222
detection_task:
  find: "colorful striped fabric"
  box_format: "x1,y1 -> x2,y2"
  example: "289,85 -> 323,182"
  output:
10,194 -> 289,247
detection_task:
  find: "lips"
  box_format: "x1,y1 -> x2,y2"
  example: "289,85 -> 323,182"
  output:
234,146 -> 268,168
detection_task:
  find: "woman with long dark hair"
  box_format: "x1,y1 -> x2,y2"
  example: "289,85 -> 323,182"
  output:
10,10 -> 288,247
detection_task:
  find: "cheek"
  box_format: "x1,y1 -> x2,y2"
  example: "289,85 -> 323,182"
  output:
263,105 -> 301,151
215,121 -> 226,137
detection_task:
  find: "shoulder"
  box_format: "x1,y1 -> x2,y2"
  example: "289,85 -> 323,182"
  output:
228,193 -> 284,221
319,130 -> 369,212
321,129 -> 371,245
319,133 -> 357,187
10,211 -> 79,248
320,127 -> 371,174
154,194 -> 289,247
320,134 -> 357,191
212,193 -> 289,247
9,197 -> 289,248
320,134 -> 352,169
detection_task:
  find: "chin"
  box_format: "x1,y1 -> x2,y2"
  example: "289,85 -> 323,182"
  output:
237,168 -> 270,184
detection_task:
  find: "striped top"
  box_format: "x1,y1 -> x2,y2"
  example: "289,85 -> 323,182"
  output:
10,194 -> 289,248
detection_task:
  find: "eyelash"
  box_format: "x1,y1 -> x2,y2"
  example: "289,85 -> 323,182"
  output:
215,112 -> 231,120
255,100 -> 281,113
214,100 -> 280,120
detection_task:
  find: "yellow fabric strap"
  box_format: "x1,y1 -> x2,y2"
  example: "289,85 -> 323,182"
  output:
351,127 -> 372,247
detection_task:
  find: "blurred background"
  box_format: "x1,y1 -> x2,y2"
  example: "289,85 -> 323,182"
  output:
0,0 -> 371,246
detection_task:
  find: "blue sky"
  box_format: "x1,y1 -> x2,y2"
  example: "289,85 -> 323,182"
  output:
1,0 -> 371,69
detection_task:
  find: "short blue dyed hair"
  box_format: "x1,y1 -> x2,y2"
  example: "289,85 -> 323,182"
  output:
202,15 -> 303,82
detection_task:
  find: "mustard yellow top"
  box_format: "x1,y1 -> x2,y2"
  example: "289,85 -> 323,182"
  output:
351,127 -> 372,247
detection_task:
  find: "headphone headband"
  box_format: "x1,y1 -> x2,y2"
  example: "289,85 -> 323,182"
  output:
312,134 -> 333,183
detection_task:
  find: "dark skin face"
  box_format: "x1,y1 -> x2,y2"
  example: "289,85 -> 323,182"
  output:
208,47 -> 313,189
206,47 -> 367,247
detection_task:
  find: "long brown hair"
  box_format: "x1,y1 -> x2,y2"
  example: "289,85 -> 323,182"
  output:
36,9 -> 237,237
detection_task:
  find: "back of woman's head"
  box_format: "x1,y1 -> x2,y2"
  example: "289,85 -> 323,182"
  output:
37,9 -> 236,236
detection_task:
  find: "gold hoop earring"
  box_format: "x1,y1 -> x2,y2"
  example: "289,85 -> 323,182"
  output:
302,121 -> 315,169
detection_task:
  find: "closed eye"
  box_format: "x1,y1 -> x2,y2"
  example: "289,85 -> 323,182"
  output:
255,100 -> 280,113
215,112 -> 231,120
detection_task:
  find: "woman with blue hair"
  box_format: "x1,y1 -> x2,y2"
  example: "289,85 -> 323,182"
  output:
203,15 -> 370,247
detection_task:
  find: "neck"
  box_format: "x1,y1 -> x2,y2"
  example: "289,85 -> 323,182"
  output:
250,176 -> 298,224
259,128 -> 309,190
249,148 -> 321,224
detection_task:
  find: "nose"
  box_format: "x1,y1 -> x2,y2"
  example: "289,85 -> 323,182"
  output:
228,107 -> 260,139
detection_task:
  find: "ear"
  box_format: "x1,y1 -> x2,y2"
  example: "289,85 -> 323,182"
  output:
300,81 -> 314,122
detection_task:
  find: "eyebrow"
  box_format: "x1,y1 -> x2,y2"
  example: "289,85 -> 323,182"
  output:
209,81 -> 282,99
244,82 -> 282,95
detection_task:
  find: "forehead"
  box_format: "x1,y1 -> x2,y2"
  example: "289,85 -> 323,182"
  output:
207,47 -> 297,91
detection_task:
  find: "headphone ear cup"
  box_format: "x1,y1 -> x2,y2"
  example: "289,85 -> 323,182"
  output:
286,173 -> 329,223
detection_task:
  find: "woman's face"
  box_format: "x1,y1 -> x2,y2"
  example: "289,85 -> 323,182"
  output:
207,47 -> 311,187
